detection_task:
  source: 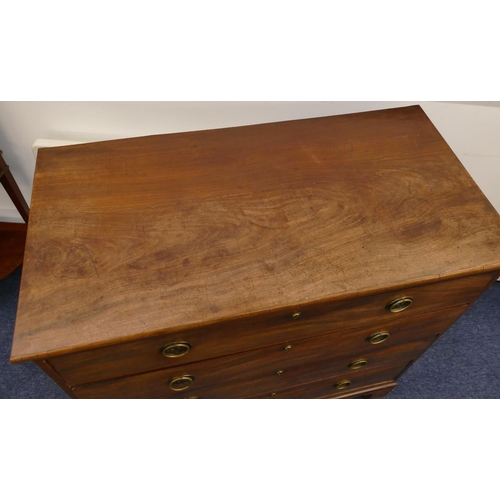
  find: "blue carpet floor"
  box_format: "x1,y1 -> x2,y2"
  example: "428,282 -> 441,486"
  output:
1,268 -> 69,398
1,266 -> 499,398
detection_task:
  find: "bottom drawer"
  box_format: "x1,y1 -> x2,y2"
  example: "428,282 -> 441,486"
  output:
328,381 -> 398,399
245,363 -> 411,399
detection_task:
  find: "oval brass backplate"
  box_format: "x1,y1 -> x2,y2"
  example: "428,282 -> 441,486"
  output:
169,375 -> 195,391
366,331 -> 390,345
348,359 -> 368,370
387,296 -> 413,313
335,380 -> 351,390
161,342 -> 192,358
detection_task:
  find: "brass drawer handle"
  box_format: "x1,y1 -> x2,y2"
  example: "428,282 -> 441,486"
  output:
366,331 -> 390,345
387,296 -> 413,313
291,312 -> 301,320
284,344 -> 293,351
334,380 -> 351,390
169,375 -> 195,391
161,342 -> 192,358
348,359 -> 368,370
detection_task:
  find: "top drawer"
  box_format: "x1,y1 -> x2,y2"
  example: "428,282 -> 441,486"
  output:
49,271 -> 497,386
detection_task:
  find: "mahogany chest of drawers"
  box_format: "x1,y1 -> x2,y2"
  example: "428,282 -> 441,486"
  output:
10,105 -> 500,398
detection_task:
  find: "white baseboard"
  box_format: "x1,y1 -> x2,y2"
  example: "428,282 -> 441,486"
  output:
0,208 -> 24,223
31,139 -> 86,159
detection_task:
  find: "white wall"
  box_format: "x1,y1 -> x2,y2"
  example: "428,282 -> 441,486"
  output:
1,101 -> 499,221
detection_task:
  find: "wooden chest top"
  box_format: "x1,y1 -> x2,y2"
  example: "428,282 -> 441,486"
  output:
11,105 -> 500,362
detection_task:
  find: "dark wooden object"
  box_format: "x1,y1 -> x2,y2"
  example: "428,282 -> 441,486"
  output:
10,106 -> 500,398
0,151 -> 29,279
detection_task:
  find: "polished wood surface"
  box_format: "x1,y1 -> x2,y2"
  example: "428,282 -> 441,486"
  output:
51,301 -> 468,386
11,105 -> 500,363
247,375 -> 402,399
21,270 -> 496,370
61,304 -> 467,397
329,381 -> 398,399
78,361 -> 410,400
10,105 -> 500,398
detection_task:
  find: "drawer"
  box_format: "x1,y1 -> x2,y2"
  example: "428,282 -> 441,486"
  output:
245,364 -> 408,399
247,303 -> 468,375
50,272 -> 493,386
72,338 -> 426,399
332,381 -> 398,399
71,308 -> 452,399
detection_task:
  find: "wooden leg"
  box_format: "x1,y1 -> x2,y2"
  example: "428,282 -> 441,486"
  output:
0,151 -> 30,223
0,150 -> 30,279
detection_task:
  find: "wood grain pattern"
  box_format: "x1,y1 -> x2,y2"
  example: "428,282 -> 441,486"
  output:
328,381 -> 398,399
11,106 -> 500,363
248,380 -> 399,399
74,358 -> 410,399
51,301 -> 469,386
69,304 -> 466,398
72,342 -> 424,399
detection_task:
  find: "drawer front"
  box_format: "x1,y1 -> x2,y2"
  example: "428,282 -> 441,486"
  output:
245,365 -> 407,399
71,305 -> 460,399
51,272 -> 493,386
73,339 -> 424,399
332,381 -> 398,399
